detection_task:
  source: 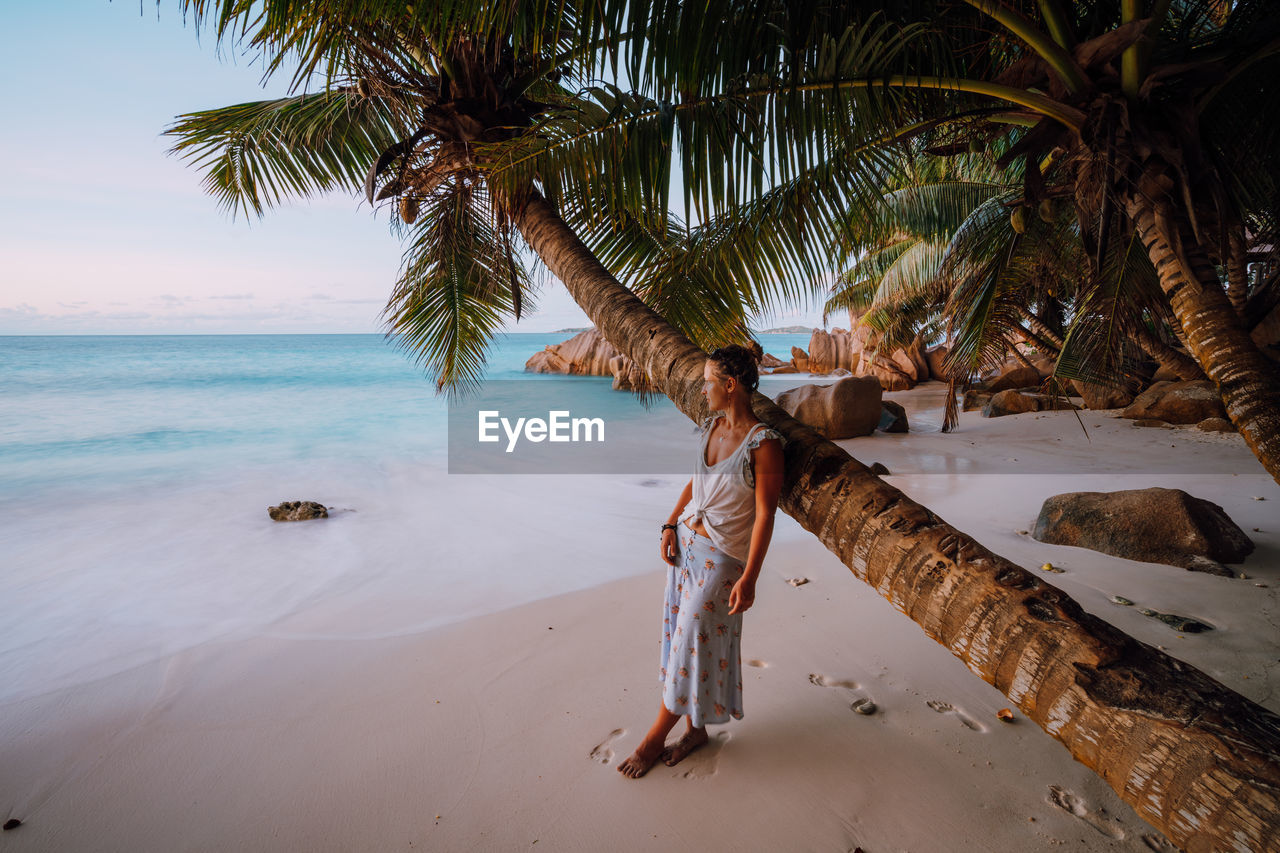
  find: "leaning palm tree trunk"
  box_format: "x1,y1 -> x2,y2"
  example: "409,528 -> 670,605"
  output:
1132,323 -> 1205,381
1125,173 -> 1280,483
514,190 -> 1280,853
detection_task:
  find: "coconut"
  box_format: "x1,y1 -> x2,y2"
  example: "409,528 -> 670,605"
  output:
400,196 -> 420,225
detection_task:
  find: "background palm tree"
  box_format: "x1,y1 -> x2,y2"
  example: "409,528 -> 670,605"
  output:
823,144 -> 1205,392
165,2 -> 1280,849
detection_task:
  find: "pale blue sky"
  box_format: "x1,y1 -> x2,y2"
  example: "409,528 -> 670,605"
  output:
0,2 -> 829,335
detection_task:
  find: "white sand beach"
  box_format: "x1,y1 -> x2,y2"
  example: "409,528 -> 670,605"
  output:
2,384 -> 1277,852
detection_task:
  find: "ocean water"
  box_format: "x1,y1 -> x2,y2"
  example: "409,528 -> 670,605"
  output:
0,332 -> 812,703
0,332 -> 813,499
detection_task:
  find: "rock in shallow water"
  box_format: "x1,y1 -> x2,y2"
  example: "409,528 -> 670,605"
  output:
878,400 -> 909,433
1032,487 -> 1253,574
268,500 -> 329,522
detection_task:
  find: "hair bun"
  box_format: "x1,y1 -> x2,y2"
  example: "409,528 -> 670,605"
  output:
708,344 -> 760,394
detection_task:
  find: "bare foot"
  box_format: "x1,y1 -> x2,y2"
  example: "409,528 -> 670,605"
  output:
660,728 -> 709,766
617,741 -> 663,779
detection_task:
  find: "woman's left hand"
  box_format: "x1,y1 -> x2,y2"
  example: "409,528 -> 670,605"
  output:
728,578 -> 756,615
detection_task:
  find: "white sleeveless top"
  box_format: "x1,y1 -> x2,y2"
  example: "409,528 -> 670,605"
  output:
680,415 -> 785,562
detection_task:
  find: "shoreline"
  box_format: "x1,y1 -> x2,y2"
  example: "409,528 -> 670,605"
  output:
2,387 -> 1277,851
0,528 -> 1180,852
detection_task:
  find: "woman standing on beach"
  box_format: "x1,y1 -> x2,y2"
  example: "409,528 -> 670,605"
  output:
618,345 -> 785,779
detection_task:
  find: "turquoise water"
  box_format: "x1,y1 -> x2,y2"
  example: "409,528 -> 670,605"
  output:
0,333 -> 812,499
0,332 -> 813,701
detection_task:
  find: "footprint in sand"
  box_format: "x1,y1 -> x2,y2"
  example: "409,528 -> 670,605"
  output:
1141,834 -> 1180,852
810,674 -> 878,713
925,700 -> 986,732
1047,785 -> 1126,840
589,728 -> 625,764
681,731 -> 731,779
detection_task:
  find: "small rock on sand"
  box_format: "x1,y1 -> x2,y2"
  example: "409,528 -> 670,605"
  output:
1196,417 -> 1234,432
1139,608 -> 1213,633
268,500 -> 329,522
786,577 -> 810,587
3,819 -> 21,831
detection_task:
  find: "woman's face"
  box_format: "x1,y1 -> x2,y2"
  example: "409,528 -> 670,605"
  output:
702,360 -> 733,409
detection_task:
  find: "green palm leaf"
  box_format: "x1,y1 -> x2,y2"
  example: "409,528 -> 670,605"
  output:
166,90 -> 404,217
382,179 -> 531,398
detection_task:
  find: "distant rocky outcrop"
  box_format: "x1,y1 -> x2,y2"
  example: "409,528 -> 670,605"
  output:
774,376 -> 883,439
924,344 -> 950,382
526,328 -> 619,375
761,325 -> 815,333
1121,380 -> 1227,424
607,354 -> 654,391
760,352 -> 788,369
526,329 -> 655,391
807,328 -> 859,374
1032,487 -> 1254,575
805,326 -> 930,391
269,501 -> 329,522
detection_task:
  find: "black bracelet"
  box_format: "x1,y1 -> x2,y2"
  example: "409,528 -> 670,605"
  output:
660,523 -> 677,533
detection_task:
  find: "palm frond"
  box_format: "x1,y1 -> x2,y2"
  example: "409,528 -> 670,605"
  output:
381,178 -> 531,398
166,90 -> 404,217
880,179 -> 1012,240
871,239 -> 949,310
1055,227 -> 1175,387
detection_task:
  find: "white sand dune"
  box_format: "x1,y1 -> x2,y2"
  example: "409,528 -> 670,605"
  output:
1,385 -> 1275,852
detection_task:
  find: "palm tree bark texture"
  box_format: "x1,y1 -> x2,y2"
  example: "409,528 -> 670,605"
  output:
514,190 -> 1280,853
1126,167 -> 1280,487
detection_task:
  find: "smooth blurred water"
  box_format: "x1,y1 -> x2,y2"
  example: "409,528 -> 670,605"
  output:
0,333 -> 813,500
0,332 -> 814,702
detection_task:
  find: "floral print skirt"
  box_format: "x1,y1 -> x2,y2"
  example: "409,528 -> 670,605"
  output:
660,527 -> 745,727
